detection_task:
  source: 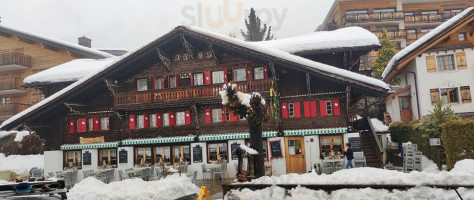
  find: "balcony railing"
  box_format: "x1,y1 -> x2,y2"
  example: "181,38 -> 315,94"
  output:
406,32 -> 427,41
373,30 -> 406,39
404,12 -> 458,24
343,12 -> 404,24
0,52 -> 32,68
0,77 -> 23,91
0,103 -> 30,116
114,79 -> 273,105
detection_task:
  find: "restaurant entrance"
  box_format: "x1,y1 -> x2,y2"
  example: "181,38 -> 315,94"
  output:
284,136 -> 306,173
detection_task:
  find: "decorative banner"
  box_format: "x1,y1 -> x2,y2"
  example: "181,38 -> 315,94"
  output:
80,136 -> 105,144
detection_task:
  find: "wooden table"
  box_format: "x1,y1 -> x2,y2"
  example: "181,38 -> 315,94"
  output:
324,157 -> 343,172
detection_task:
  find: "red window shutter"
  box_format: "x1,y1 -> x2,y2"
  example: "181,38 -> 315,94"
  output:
223,69 -> 228,83
281,102 -> 289,119
320,100 -> 327,117
333,99 -> 341,116
129,115 -> 136,129
77,118 -> 86,133
230,112 -> 239,122
175,74 -> 179,87
169,112 -> 175,126
293,102 -> 301,118
203,71 -> 211,85
185,110 -> 191,125
190,73 -> 194,86
144,113 -> 149,128
303,101 -> 311,118
263,65 -> 269,79
69,119 -> 75,134
246,67 -> 253,80
221,108 -> 226,122
93,117 -> 100,132
310,101 -> 317,117
205,109 -> 211,124
152,76 -> 156,90
156,112 -> 162,127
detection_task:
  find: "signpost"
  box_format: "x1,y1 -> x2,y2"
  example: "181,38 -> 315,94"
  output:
231,143 -> 240,160
269,140 -> 282,158
348,137 -> 361,152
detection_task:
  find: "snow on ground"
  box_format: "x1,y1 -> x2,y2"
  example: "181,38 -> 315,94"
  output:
370,118 -> 389,132
422,155 -> 440,173
0,130 -> 30,142
68,174 -> 199,200
0,153 -> 44,175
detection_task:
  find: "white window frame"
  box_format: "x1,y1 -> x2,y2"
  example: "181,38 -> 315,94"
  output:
176,112 -> 185,126
212,71 -> 224,84
458,33 -> 466,41
212,109 -> 222,122
288,103 -> 294,118
254,67 -> 264,80
233,68 -> 246,82
150,114 -> 157,128
100,117 -> 109,130
163,113 -> 170,127
137,79 -> 148,91
194,73 -> 203,86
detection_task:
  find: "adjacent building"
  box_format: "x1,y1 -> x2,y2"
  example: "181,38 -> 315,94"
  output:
0,25 -> 112,123
383,7 -> 474,121
1,26 -> 388,177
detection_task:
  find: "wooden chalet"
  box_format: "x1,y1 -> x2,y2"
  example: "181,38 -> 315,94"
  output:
0,26 -> 388,177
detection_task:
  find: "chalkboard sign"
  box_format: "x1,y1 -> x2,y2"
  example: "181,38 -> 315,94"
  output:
193,145 -> 202,163
83,151 -> 91,166
231,143 -> 240,160
270,140 -> 282,158
349,137 -> 361,152
119,149 -> 128,164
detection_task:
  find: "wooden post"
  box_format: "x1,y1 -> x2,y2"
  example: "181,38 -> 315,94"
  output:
249,120 -> 264,178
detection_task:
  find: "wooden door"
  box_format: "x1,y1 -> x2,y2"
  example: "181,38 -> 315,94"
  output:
399,96 -> 412,121
285,137 -> 306,173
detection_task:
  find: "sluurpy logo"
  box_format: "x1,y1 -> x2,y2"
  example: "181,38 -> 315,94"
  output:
181,0 -> 287,34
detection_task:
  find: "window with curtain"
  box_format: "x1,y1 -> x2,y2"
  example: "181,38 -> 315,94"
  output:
137,79 -> 148,91
234,68 -> 246,82
64,151 -> 82,169
150,114 -> 156,128
208,143 -> 228,163
137,115 -> 144,129
100,117 -> 109,130
155,146 -> 171,164
163,113 -> 169,127
254,67 -> 264,80
99,149 -> 117,168
440,88 -> 459,103
212,71 -> 224,84
212,109 -> 222,122
176,112 -> 185,126
194,73 -> 203,86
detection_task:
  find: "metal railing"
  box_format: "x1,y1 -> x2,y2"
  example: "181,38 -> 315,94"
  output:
344,11 -> 459,25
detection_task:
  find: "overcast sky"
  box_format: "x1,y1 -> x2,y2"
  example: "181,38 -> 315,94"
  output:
0,0 -> 334,51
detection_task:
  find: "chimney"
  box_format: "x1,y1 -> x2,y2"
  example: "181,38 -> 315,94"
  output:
78,36 -> 91,48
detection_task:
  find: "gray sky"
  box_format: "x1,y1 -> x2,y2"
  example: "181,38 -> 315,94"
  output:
0,0 -> 334,51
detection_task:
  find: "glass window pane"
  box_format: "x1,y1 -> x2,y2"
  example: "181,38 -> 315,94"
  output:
326,101 -> 333,115
234,68 -> 246,82
176,112 -> 185,126
212,71 -> 224,84
169,76 -> 176,88
155,77 -> 162,89
209,144 -> 218,161
150,114 -> 156,127
254,67 -> 264,80
137,115 -> 144,129
137,79 -> 148,91
194,73 -> 203,86
212,109 -> 222,122
100,117 -> 109,130
163,113 -> 169,126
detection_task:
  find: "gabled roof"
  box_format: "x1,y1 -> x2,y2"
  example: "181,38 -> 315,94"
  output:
257,27 -> 380,55
0,25 -> 389,130
382,7 -> 474,82
0,24 -> 112,59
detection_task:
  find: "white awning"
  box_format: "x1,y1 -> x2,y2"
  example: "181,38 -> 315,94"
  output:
60,142 -> 119,150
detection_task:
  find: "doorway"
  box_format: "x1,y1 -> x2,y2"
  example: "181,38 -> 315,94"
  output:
284,137 -> 306,173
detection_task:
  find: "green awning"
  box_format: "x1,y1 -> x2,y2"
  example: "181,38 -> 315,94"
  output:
199,131 -> 277,142
60,142 -> 119,150
122,136 -> 195,145
284,127 -> 347,136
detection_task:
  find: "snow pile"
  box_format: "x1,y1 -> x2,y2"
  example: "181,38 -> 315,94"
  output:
240,144 -> 258,155
370,118 -> 389,132
24,58 -> 118,84
258,27 -> 380,54
422,155 -> 440,173
226,186 -> 474,200
382,7 -> 474,79
69,174 -> 199,200
450,159 -> 474,174
0,153 -> 44,175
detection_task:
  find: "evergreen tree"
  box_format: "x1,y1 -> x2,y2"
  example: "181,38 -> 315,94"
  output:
419,100 -> 460,138
373,28 -> 398,84
241,8 -> 274,41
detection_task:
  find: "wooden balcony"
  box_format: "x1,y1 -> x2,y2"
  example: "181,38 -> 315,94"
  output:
0,52 -> 32,72
343,12 -> 404,25
0,77 -> 25,95
374,30 -> 406,39
404,13 -> 458,24
406,32 -> 427,41
114,79 -> 273,105
0,103 -> 30,117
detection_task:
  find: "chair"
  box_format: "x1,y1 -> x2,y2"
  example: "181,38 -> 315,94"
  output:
125,168 -> 136,178
64,172 -> 73,190
335,160 -> 345,171
150,166 -> 155,178
192,171 -> 197,184
354,152 -> 366,167
141,168 -> 151,181
321,160 -> 333,174
105,169 -> 115,183
95,171 -> 107,183
48,172 -> 54,178
118,170 -> 129,180
181,164 -> 188,173
213,164 -> 226,180
200,164 -> 211,182
31,169 -> 43,178
71,170 -> 78,186
29,167 -> 39,177
83,170 -> 90,179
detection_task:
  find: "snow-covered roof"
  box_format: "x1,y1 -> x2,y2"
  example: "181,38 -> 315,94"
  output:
23,58 -> 119,86
0,25 -> 389,130
0,24 -> 113,59
382,7 -> 474,81
257,27 -> 380,54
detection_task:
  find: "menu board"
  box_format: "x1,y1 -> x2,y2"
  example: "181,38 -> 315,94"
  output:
119,149 -> 128,164
193,145 -> 202,163
269,140 -> 282,158
231,143 -> 240,160
348,137 -> 361,152
83,151 -> 91,166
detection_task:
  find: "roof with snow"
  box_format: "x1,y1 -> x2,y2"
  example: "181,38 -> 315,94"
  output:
382,7 -> 474,82
0,24 -> 112,59
0,25 -> 389,130
23,58 -> 119,87
257,27 -> 380,55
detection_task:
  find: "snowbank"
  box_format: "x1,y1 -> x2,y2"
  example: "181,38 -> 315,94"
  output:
422,155 -> 440,173
0,130 -> 30,142
370,118 -> 389,132
68,174 -> 199,200
0,153 -> 44,175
